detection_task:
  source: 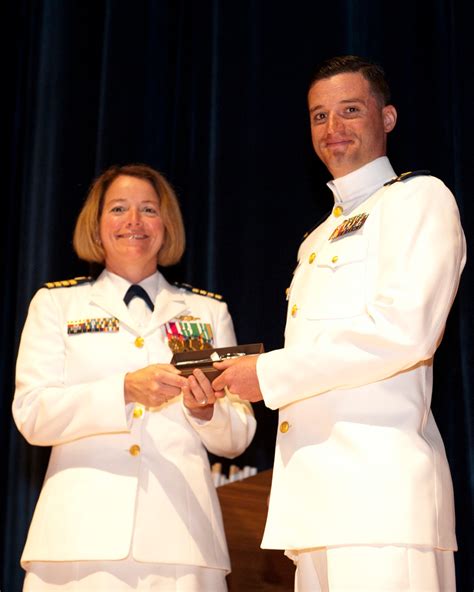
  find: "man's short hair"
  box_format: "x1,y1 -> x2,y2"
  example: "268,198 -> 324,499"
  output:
308,55 -> 391,106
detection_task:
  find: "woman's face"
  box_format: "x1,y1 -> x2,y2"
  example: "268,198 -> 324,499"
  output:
99,175 -> 165,280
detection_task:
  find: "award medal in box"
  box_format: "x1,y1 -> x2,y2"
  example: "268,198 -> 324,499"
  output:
171,343 -> 264,381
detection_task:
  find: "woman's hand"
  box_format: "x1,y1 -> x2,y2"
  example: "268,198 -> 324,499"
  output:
124,364 -> 188,408
182,368 -> 225,421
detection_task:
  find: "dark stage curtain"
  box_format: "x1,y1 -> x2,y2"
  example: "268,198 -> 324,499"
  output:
2,0 -> 473,589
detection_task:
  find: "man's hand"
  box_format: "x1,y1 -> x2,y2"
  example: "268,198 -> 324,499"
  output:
212,354 -> 263,402
124,364 -> 187,407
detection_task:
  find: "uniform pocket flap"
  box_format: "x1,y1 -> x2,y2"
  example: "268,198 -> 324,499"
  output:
316,235 -> 368,269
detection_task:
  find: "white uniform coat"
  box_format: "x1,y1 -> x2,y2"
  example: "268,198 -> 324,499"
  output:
13,270 -> 256,570
257,157 -> 465,552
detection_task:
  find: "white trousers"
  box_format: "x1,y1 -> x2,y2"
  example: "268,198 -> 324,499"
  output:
23,559 -> 227,591
292,545 -> 455,592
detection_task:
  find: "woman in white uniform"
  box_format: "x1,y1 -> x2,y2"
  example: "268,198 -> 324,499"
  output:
13,163 -> 256,591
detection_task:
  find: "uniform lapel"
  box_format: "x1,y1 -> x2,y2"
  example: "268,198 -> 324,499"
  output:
146,275 -> 188,334
89,271 -> 138,331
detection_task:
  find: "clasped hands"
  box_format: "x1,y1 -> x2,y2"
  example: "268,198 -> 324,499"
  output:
124,354 -> 263,420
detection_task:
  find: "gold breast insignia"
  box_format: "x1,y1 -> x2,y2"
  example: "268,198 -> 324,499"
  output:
175,315 -> 201,321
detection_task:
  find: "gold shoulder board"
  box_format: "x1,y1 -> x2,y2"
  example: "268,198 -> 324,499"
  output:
174,282 -> 223,301
44,276 -> 93,289
384,170 -> 431,186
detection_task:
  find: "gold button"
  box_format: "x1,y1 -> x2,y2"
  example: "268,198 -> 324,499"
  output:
308,252 -> 316,264
129,444 -> 141,456
331,255 -> 339,263
134,336 -> 145,348
291,304 -> 298,318
133,407 -> 143,419
333,205 -> 343,217
285,287 -> 290,297
280,421 -> 290,433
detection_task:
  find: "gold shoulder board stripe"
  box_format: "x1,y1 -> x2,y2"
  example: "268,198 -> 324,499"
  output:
384,170 -> 431,186
174,282 -> 223,301
44,276 -> 93,289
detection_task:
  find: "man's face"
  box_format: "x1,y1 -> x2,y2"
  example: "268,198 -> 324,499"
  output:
308,72 -> 397,178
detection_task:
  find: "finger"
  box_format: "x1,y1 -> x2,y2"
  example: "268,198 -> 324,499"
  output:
182,385 -> 199,408
192,369 -> 215,397
183,383 -> 208,408
212,370 -> 228,392
155,370 -> 188,389
188,374 -> 211,406
213,358 -> 240,370
154,383 -> 183,400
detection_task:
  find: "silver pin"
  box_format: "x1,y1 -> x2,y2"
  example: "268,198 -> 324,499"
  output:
176,352 -> 246,367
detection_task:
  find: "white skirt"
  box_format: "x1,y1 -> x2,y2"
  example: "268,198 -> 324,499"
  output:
292,545 -> 455,592
23,559 -> 227,591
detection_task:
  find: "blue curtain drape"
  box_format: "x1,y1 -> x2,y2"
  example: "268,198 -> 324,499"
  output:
2,1 -> 473,590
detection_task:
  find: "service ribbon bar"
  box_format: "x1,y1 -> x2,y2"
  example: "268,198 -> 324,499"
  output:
329,213 -> 369,241
67,317 -> 119,335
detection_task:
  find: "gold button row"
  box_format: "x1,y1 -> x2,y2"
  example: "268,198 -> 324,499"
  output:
304,252 -> 338,266
290,250 -> 339,320
130,404 -> 145,454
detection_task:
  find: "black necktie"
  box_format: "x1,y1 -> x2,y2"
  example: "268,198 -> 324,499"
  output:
123,284 -> 155,312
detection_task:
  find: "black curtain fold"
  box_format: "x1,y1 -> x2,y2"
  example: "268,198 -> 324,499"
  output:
2,1 -> 473,590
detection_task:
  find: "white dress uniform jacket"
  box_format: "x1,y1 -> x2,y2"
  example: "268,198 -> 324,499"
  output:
13,269 -> 256,570
257,157 -> 466,552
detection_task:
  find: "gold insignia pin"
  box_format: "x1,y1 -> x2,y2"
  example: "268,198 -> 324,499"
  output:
176,315 -> 201,321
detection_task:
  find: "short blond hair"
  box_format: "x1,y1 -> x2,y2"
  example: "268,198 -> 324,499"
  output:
73,164 -> 185,266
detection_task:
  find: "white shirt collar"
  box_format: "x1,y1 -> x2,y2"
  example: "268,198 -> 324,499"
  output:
327,157 -> 397,212
104,269 -> 160,303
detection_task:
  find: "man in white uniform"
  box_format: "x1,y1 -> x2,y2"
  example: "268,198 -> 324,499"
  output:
213,55 -> 466,591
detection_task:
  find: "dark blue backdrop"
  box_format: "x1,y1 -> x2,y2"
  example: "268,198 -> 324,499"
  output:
2,1 -> 473,590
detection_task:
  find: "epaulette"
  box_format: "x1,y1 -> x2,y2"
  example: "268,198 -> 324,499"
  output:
174,282 -> 223,301
44,276 -> 93,289
384,170 -> 431,186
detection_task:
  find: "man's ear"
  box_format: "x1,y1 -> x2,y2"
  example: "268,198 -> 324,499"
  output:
382,105 -> 397,133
